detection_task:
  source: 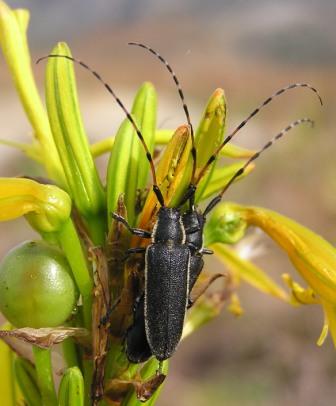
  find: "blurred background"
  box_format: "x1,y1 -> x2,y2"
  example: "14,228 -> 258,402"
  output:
0,1 -> 335,405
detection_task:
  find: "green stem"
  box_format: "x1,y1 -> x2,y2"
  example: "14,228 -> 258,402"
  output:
83,359 -> 93,406
90,130 -> 172,158
62,338 -> 80,369
86,214 -> 106,247
57,218 -> 93,329
32,347 -> 57,406
9,350 -> 16,406
90,137 -> 114,158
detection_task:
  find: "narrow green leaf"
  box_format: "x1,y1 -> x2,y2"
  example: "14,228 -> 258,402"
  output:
14,357 -> 42,406
106,82 -> 157,226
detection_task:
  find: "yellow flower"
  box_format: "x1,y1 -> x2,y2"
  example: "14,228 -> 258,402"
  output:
0,1 -> 65,185
207,202 -> 336,345
0,177 -> 71,233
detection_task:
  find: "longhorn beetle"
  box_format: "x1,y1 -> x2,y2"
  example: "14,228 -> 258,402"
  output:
122,43 -> 322,363
37,48 -> 321,363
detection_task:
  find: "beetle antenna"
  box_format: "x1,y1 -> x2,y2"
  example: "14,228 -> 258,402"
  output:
203,118 -> 314,216
36,54 -> 165,207
128,42 -> 197,184
196,83 -> 322,184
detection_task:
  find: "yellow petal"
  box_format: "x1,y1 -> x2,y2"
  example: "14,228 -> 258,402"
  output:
0,178 -> 71,233
320,299 -> 336,347
212,243 -> 289,302
227,293 -> 244,317
235,204 -> 336,305
282,273 -> 319,305
136,125 -> 191,235
0,1 -> 65,184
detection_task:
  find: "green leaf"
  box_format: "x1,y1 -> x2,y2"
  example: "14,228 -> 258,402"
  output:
14,357 -> 42,406
106,82 -> 157,226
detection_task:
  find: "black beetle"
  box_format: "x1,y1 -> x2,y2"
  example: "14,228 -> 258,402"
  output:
125,209 -> 213,364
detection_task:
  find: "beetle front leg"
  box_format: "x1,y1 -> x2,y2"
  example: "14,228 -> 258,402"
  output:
111,212 -> 151,238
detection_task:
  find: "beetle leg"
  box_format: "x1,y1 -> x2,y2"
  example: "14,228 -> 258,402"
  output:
185,225 -> 200,234
121,247 -> 146,262
187,242 -> 198,251
188,272 -> 226,308
200,248 -> 213,255
99,296 -> 121,327
111,212 -> 151,238
157,360 -> 164,375
126,247 -> 146,256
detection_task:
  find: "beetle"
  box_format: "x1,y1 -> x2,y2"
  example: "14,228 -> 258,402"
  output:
38,49 -> 321,363
124,210 -> 211,364
121,43 -> 322,363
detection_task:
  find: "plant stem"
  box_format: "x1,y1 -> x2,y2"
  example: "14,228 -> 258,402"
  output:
32,347 -> 57,406
62,338 -> 80,369
83,359 -> 93,406
86,214 -> 106,247
57,218 -> 93,329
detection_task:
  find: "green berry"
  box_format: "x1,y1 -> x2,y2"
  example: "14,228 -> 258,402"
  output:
0,241 -> 78,328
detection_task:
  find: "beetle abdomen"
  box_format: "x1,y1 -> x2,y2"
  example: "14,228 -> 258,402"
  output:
145,243 -> 190,360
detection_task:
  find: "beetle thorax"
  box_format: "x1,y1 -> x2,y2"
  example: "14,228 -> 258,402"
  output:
152,207 -> 185,244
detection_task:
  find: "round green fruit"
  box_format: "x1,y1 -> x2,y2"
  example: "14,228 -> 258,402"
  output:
0,240 -> 78,328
